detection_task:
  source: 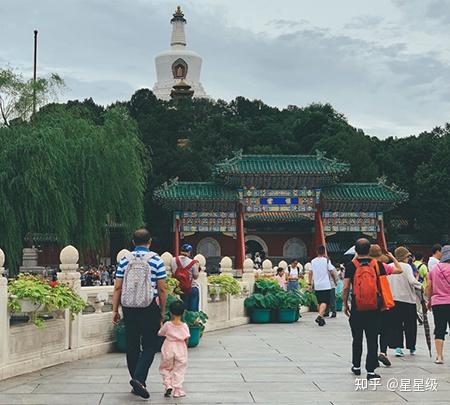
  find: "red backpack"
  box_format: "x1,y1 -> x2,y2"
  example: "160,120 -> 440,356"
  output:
174,256 -> 198,295
352,258 -> 380,311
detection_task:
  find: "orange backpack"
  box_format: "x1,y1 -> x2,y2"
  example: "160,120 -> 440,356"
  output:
352,259 -> 380,311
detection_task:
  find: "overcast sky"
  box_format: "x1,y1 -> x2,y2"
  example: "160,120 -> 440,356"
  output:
1,0 -> 450,138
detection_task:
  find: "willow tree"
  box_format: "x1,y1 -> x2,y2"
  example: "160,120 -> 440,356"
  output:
0,106 -> 148,269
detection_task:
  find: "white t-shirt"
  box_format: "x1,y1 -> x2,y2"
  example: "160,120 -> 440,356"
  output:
287,264 -> 303,279
428,256 -> 440,271
310,257 -> 335,291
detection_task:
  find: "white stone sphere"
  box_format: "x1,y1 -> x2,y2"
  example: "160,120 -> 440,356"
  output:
304,262 -> 312,272
0,249 -> 4,267
60,245 -> 79,265
243,258 -> 254,269
116,249 -> 130,263
161,252 -> 174,268
278,260 -> 288,270
194,254 -> 206,268
262,259 -> 273,270
220,256 -> 232,269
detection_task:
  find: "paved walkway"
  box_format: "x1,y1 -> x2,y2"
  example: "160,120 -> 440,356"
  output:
0,312 -> 449,404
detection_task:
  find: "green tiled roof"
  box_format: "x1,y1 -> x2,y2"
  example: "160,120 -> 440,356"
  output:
322,183 -> 408,202
245,212 -> 314,223
154,182 -> 237,201
214,154 -> 350,176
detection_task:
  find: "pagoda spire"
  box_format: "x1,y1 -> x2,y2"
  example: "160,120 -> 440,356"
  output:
170,5 -> 187,48
170,79 -> 194,100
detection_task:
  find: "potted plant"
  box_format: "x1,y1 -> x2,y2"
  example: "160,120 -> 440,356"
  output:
8,274 -> 85,327
275,291 -> 304,323
335,291 -> 343,312
302,290 -> 319,312
244,293 -> 275,323
183,310 -> 208,348
209,285 -> 219,301
208,274 -> 241,296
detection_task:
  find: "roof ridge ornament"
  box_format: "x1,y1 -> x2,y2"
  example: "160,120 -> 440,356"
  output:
232,149 -> 243,160
377,175 -> 387,185
315,149 -> 326,160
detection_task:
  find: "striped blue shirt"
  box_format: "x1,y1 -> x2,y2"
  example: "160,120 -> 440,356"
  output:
115,246 -> 166,296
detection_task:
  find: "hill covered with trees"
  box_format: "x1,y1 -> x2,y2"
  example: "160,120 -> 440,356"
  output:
1,83 -> 448,264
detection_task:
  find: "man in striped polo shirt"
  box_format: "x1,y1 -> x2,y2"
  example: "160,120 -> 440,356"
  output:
112,228 -> 167,399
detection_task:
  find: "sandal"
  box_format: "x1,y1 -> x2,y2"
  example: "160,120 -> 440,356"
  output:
435,359 -> 444,364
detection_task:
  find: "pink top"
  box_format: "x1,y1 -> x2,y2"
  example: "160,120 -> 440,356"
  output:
428,263 -> 450,306
275,274 -> 287,290
158,321 -> 190,342
384,263 -> 395,275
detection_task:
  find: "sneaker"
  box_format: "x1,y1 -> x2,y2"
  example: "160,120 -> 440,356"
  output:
367,372 -> 381,380
164,388 -> 173,398
173,389 -> 186,398
395,348 -> 404,357
378,353 -> 391,367
410,349 -> 416,356
318,317 -> 326,326
351,366 -> 361,376
129,379 -> 150,399
330,312 -> 337,318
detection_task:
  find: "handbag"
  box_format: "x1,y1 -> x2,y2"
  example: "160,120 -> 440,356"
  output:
376,262 -> 395,311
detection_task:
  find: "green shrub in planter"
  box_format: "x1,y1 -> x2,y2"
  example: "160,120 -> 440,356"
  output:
244,293 -> 276,323
335,292 -> 343,311
278,308 -> 298,323
274,290 -> 304,323
208,274 -> 241,296
188,326 -> 201,348
251,308 -> 271,323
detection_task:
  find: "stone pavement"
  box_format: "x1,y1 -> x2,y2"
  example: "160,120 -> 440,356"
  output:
0,312 -> 449,405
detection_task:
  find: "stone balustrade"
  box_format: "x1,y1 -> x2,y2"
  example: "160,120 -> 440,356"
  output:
0,247 -> 255,381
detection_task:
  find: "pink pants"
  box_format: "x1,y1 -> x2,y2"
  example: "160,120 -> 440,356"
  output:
159,341 -> 188,390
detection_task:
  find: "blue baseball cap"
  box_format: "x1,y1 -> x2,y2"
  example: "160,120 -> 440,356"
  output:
181,243 -> 193,253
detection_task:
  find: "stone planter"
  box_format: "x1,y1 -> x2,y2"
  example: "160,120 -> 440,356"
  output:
17,298 -> 45,313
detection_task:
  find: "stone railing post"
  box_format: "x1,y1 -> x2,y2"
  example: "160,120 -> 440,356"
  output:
219,256 -> 233,276
194,254 -> 207,311
0,249 -> 9,368
116,249 -> 130,265
193,254 -> 206,272
161,252 -> 173,277
59,245 -> 81,350
262,259 -> 274,276
278,260 -> 288,271
242,258 -> 255,293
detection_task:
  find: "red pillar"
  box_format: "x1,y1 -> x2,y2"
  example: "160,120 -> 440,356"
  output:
173,217 -> 180,257
377,218 -> 387,251
314,204 -> 327,255
235,203 -> 245,270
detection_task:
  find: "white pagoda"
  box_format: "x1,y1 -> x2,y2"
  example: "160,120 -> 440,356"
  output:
153,6 -> 208,100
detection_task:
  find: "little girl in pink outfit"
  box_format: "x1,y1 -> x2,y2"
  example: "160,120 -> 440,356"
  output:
158,300 -> 190,398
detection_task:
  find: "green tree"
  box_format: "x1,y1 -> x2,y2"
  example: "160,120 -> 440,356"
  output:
0,105 -> 148,269
0,68 -> 64,127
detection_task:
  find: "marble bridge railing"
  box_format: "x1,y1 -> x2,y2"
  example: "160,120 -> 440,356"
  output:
0,248 -> 259,381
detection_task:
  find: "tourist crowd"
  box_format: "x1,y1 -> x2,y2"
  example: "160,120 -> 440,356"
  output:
80,265 -> 116,286
256,242 -> 449,381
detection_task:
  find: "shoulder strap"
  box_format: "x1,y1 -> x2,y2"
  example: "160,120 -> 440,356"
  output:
184,259 -> 198,272
436,264 -> 450,286
175,256 -> 182,268
352,259 -> 361,268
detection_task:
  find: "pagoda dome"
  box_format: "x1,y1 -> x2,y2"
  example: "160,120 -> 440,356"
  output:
153,6 -> 208,101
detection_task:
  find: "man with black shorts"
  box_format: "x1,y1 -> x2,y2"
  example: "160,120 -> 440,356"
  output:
309,245 -> 335,326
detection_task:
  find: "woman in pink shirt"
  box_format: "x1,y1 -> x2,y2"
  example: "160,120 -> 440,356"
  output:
274,267 -> 287,290
426,245 -> 450,364
158,300 -> 190,398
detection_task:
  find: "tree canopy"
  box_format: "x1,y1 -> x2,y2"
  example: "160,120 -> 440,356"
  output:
0,104 -> 148,268
122,89 -> 449,248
